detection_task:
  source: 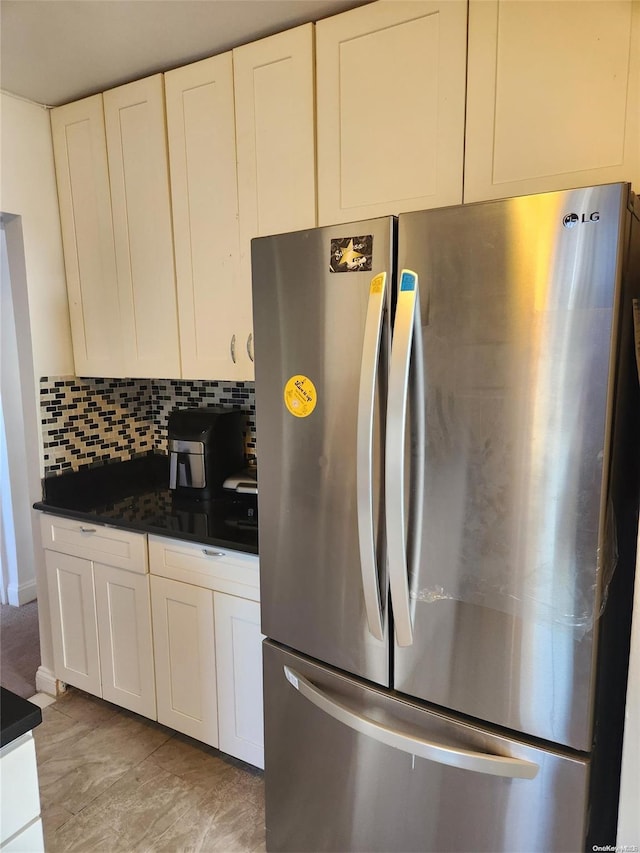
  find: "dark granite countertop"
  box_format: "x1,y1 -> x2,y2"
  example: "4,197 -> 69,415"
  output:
1,688 -> 42,748
34,455 -> 258,555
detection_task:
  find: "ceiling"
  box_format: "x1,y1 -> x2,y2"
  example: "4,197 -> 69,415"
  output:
0,0 -> 371,107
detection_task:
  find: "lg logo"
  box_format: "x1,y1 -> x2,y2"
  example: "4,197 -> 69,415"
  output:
563,212 -> 600,228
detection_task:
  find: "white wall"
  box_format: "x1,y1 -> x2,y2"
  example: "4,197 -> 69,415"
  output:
1,219 -> 47,609
0,91 -> 73,688
0,91 -> 73,397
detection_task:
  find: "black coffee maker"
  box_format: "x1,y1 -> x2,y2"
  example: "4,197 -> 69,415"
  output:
168,408 -> 246,500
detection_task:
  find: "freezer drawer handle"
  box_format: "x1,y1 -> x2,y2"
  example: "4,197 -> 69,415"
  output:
356,271 -> 387,641
284,666 -> 539,780
385,269 -> 425,647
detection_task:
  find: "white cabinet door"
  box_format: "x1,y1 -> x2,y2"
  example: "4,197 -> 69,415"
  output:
214,593 -> 264,768
94,564 -> 156,720
464,0 -> 640,202
234,25 -> 317,366
0,734 -> 42,849
103,74 -> 181,378
165,54 -> 244,381
50,95 -> 122,377
45,550 -> 101,696
316,0 -> 467,224
234,23 -> 316,239
150,575 -> 218,746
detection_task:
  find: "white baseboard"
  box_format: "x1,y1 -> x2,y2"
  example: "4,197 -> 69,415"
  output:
7,579 -> 37,606
35,666 -> 65,697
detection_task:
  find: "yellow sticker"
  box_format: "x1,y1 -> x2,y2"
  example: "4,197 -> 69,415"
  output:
370,272 -> 385,294
284,375 -> 317,418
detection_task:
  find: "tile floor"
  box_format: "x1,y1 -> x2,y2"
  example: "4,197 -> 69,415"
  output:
33,687 -> 265,852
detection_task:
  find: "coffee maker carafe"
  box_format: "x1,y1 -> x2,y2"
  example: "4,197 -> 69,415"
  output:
168,408 -> 246,500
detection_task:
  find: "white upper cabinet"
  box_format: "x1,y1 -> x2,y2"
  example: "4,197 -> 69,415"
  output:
165,54 -> 245,381
233,23 -> 317,238
103,75 -> 181,378
51,4 -> 640,383
464,0 -> 640,202
315,0 -> 467,224
50,95 -> 122,377
233,24 -> 317,379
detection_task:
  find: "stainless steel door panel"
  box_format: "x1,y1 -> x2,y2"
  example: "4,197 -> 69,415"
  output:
264,641 -> 589,853
395,184 -> 627,749
252,219 -> 393,685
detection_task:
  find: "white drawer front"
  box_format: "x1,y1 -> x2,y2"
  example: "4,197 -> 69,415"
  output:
40,514 -> 148,572
149,535 -> 259,599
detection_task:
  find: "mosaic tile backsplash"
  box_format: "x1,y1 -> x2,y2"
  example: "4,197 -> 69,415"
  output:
40,377 -> 256,477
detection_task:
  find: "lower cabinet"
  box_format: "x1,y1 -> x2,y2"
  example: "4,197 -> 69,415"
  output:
149,537 -> 265,769
45,550 -> 157,720
41,515 -> 264,768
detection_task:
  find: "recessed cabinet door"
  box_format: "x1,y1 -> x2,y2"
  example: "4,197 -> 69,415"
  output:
50,95 -> 123,377
234,24 -> 317,374
464,0 -> 640,202
165,54 -> 244,381
45,550 -> 101,696
150,575 -> 218,746
103,74 -> 181,378
94,564 -> 156,720
316,0 -> 467,224
214,593 -> 265,768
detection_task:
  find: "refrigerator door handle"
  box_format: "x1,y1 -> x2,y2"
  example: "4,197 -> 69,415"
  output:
356,271 -> 387,641
284,666 -> 539,780
386,269 -> 425,647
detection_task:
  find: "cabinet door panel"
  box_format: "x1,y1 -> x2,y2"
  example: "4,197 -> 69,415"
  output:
103,74 -> 180,378
316,0 -> 467,223
50,95 -> 122,377
95,564 -> 156,719
465,0 -> 640,201
234,24 -> 317,379
214,593 -> 264,768
165,54 -> 243,380
45,550 -> 101,696
234,23 -> 316,239
150,576 -> 218,746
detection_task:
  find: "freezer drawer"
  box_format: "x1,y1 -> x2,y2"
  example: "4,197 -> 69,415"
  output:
264,641 -> 589,853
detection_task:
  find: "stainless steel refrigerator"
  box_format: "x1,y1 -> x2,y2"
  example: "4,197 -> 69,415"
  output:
251,183 -> 640,852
